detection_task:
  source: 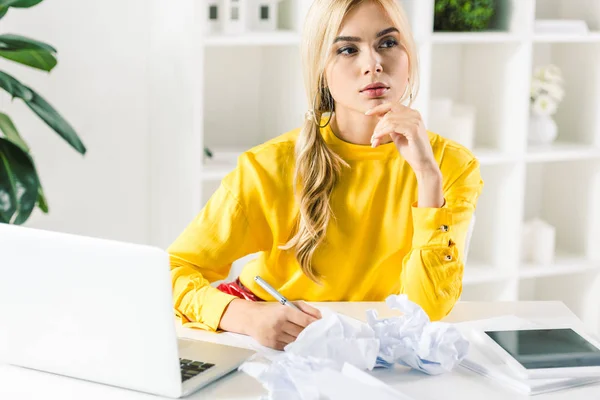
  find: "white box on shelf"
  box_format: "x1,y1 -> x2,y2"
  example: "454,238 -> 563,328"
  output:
204,0 -> 222,35
249,0 -> 282,32
449,103 -> 476,150
222,0 -> 248,34
428,99 -> 476,150
429,97 -> 453,118
220,0 -> 283,34
522,218 -> 556,266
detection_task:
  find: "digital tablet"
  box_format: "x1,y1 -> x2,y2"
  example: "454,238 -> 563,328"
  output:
473,327 -> 600,380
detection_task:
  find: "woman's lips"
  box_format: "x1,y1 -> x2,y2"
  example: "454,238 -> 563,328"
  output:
361,87 -> 389,98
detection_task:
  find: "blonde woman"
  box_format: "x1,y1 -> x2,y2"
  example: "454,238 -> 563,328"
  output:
169,0 -> 483,350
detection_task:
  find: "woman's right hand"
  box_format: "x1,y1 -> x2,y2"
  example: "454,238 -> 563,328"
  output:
219,299 -> 322,350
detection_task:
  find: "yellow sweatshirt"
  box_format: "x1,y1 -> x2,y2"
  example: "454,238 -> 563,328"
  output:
168,124 -> 484,331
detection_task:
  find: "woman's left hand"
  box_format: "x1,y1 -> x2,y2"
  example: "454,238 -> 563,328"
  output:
366,103 -> 438,174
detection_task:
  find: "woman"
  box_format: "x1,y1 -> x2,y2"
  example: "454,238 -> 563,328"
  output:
168,0 -> 483,350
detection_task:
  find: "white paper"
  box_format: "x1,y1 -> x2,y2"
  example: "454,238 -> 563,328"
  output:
239,294 -> 469,399
284,307 -> 381,370
239,354 -> 414,400
367,294 -> 469,374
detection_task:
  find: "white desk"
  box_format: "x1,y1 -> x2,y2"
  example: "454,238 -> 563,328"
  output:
2,301 -> 600,400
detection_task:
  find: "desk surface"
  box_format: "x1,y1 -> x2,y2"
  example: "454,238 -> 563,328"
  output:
2,301 -> 599,400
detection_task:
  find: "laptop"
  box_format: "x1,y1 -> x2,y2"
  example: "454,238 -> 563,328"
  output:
0,223 -> 255,398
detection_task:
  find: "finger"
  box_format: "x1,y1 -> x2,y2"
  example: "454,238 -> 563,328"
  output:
275,341 -> 289,351
372,123 -> 404,142
372,121 -> 394,141
365,102 -> 393,116
286,307 -> 317,328
373,120 -> 416,142
391,132 -> 408,147
293,301 -> 322,319
277,331 -> 297,345
282,321 -> 303,338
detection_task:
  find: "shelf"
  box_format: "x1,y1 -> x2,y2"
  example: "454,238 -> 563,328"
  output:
202,30 -> 301,47
473,148 -> 520,165
189,0 -> 600,336
203,147 -> 526,180
533,32 -> 600,43
520,253 -> 600,279
431,32 -> 522,44
463,264 -> 514,285
525,142 -> 600,163
472,143 -> 600,165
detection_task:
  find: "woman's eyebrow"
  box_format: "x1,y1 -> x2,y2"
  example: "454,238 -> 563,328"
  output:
333,27 -> 399,44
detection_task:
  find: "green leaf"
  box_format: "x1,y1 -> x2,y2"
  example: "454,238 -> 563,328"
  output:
37,184 -> 48,213
0,71 -> 86,154
25,88 -> 86,155
0,48 -> 57,71
0,0 -> 43,20
0,35 -> 57,71
0,70 -> 33,100
0,0 -> 43,7
0,137 -> 40,224
0,34 -> 57,53
9,0 -> 44,7
0,112 -> 29,152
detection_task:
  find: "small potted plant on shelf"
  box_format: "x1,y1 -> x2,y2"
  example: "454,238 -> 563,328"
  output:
434,0 -> 496,32
528,64 -> 565,146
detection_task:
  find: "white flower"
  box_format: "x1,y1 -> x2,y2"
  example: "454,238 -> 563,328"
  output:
534,64 -> 563,84
530,64 -> 565,112
543,64 -> 563,83
531,94 -> 558,116
530,79 -> 545,98
540,81 -> 565,102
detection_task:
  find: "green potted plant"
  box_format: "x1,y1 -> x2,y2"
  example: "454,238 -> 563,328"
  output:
434,0 -> 496,32
0,0 -> 86,225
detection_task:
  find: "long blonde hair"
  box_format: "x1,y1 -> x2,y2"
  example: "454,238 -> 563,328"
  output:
280,0 -> 419,283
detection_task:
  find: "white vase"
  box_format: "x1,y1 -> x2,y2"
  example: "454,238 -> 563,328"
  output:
528,114 -> 558,145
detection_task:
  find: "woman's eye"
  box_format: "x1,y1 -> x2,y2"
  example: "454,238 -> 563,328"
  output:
380,38 -> 398,48
337,46 -> 357,55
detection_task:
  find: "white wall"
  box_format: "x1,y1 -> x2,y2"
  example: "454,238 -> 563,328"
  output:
0,0 -> 200,248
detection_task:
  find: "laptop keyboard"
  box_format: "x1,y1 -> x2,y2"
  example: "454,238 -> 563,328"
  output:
179,358 -> 215,382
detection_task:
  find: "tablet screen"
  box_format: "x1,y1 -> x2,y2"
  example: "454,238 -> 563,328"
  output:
485,328 -> 600,369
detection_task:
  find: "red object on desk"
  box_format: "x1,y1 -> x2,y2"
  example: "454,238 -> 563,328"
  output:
217,277 -> 263,302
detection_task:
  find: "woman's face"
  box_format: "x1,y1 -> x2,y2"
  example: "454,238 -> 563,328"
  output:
324,1 -> 410,114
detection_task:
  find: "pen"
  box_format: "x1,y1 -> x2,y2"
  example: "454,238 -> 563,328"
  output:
254,276 -> 301,311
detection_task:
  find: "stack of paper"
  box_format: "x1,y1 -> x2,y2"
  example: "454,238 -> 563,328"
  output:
456,316 -> 600,396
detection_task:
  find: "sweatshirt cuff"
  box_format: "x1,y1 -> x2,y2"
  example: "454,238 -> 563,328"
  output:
201,288 -> 238,332
411,201 -> 453,249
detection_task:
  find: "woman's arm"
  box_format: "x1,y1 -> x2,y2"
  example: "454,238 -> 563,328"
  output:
168,182 -> 263,331
415,167 -> 444,208
399,157 -> 483,320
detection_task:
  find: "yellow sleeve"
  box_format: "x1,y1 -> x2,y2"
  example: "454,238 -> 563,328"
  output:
167,154 -> 270,331
400,157 -> 483,321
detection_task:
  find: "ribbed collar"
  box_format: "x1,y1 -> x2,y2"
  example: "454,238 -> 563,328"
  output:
319,115 -> 397,161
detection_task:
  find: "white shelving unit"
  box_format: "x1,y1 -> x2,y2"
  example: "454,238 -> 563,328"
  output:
192,0 -> 600,334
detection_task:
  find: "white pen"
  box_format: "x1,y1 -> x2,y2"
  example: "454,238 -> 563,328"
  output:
254,276 -> 301,311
